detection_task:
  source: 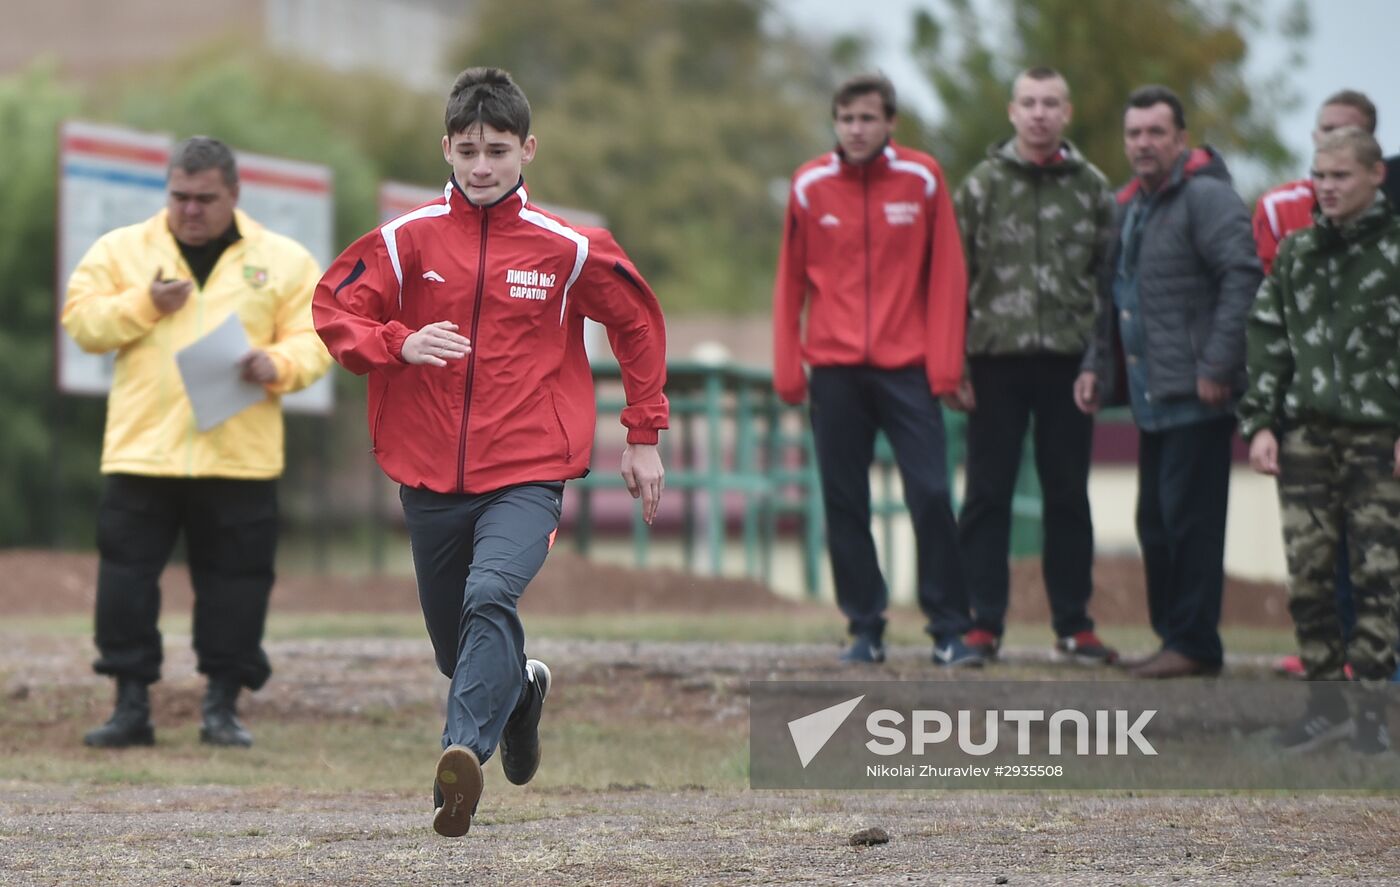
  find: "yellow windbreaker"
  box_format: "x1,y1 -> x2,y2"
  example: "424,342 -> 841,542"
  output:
62,208 -> 332,478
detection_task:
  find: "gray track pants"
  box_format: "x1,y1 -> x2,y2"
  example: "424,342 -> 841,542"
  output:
399,482 -> 563,761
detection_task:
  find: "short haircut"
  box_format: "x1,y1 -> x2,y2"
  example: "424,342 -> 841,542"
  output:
1315,126 -> 1383,167
1013,66 -> 1068,99
832,72 -> 896,119
1321,89 -> 1378,134
445,67 -> 532,138
168,136 -> 238,188
1125,85 -> 1186,131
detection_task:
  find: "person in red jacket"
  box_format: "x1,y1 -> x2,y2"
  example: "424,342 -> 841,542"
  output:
314,67 -> 668,838
773,73 -> 979,667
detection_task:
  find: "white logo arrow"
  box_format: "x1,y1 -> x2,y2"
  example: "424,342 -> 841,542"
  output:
787,695 -> 864,768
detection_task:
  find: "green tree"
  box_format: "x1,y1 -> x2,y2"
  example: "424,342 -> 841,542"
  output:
449,0 -> 848,313
912,0 -> 1310,187
0,66 -> 106,547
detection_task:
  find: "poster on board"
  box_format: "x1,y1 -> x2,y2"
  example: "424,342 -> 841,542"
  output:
56,120 -> 336,414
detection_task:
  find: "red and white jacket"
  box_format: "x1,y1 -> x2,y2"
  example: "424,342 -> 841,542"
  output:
313,179 -> 668,495
1252,177 -> 1314,274
772,142 -> 967,403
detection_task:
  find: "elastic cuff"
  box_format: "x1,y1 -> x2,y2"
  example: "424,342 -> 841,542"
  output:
626,428 -> 660,446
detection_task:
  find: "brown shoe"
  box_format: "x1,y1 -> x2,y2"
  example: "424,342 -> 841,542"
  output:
1117,649 -> 1163,671
1127,649 -> 1220,679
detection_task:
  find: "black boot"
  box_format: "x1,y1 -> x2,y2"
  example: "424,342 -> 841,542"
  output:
200,677 -> 253,747
83,678 -> 155,748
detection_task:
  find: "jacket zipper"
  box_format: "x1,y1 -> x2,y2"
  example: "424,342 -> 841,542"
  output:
862,164 -> 872,362
1033,174 -> 1044,350
458,212 -> 489,493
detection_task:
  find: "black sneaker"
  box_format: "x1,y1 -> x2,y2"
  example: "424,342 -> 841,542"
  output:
1352,698 -> 1392,755
500,659 -> 551,786
432,745 -> 483,837
932,636 -> 986,668
1275,692 -> 1352,753
840,635 -> 886,664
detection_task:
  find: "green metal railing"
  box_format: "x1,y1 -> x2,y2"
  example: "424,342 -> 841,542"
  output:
574,359 -> 1045,598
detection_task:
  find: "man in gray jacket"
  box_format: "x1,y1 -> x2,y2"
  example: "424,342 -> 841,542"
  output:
1074,85 -> 1261,679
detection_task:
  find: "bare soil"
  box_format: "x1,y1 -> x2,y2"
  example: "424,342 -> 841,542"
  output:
0,548 -> 1292,626
3,549 -> 1380,886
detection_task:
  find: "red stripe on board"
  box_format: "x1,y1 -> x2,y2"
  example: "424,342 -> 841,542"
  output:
240,167 -> 330,193
63,135 -> 168,166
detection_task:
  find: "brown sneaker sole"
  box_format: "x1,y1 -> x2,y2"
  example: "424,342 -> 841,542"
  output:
432,745 -> 483,837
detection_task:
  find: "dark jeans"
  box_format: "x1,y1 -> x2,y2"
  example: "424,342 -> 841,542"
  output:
93,474 -> 278,690
808,365 -> 970,641
1136,417 -> 1234,667
400,482 -> 563,763
958,354 -> 1095,639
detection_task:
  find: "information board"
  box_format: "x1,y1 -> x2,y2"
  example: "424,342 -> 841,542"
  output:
56,120 -> 336,414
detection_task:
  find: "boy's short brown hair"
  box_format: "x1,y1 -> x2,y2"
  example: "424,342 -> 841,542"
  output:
445,67 -> 532,138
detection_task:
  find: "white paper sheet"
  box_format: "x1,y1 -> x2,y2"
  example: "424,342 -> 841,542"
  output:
175,313 -> 267,432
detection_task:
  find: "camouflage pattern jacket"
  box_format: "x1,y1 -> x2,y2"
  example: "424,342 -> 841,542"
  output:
955,139 -> 1115,356
1238,195 -> 1400,439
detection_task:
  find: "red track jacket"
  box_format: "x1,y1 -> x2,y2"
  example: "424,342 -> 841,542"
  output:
1252,177 -> 1315,274
313,179 -> 668,495
772,142 -> 967,403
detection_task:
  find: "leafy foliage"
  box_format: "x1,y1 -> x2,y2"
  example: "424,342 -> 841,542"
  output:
448,0 -> 843,313
911,0 -> 1310,187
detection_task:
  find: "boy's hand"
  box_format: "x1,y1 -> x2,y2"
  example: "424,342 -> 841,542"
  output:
1249,429 -> 1280,477
402,320 -> 471,366
620,444 -> 665,525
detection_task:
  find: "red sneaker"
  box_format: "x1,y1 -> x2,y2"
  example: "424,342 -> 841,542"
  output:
963,629 -> 1000,661
1054,631 -> 1119,665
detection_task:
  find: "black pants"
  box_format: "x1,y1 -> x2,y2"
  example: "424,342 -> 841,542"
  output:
93,474 -> 278,690
808,366 -> 970,641
400,482 -> 563,763
958,354 -> 1095,638
1136,417 -> 1234,667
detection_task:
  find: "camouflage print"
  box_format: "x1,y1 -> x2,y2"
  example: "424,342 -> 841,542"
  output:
1239,196 -> 1400,439
1278,423 -> 1400,684
955,139 -> 1116,357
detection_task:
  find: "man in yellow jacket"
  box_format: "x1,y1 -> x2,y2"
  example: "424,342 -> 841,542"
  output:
62,136 -> 330,748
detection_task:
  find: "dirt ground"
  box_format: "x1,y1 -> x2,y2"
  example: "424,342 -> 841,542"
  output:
4,549 -> 1392,886
0,548 -> 1294,626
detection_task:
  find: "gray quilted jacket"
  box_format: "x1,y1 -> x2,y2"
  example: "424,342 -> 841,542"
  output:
1082,147 -> 1262,404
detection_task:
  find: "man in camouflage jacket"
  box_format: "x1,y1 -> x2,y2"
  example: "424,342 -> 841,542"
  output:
949,67 -> 1118,665
1240,127 -> 1400,754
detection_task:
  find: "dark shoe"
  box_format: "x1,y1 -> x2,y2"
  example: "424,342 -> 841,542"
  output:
1055,631 -> 1120,666
200,677 -> 253,747
500,659 -> 551,786
433,745 -> 484,837
840,635 -> 886,664
963,629 -> 1000,661
1126,649 -> 1219,679
83,678 -> 155,748
1352,696 -> 1392,755
932,636 -> 985,668
1275,686 -> 1352,752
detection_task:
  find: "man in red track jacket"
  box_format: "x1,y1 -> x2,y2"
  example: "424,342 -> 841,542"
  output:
314,67 -> 668,838
772,73 -> 979,667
